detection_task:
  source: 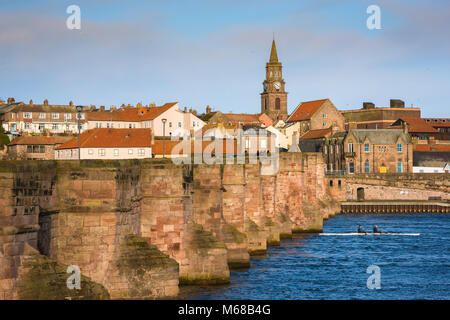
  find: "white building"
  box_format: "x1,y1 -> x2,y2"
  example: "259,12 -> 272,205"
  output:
55,128 -> 152,160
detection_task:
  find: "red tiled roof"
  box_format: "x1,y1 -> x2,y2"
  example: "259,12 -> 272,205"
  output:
414,144 -> 450,152
151,139 -> 239,155
299,128 -> 332,140
391,118 -> 438,133
56,128 -> 152,149
8,135 -> 73,146
140,103 -> 177,121
85,102 -> 177,122
287,99 -> 328,122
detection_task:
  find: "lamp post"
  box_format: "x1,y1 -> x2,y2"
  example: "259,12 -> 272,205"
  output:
76,105 -> 83,160
161,118 -> 167,158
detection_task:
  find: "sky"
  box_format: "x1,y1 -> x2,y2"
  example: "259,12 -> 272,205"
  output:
0,0 -> 449,117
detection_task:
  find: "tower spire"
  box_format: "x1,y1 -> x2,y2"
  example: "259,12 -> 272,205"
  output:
269,39 -> 278,63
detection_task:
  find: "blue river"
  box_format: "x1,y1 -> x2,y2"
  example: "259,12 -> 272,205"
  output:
179,213 -> 450,300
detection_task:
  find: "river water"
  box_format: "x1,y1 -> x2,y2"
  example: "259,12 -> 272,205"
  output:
179,213 -> 450,300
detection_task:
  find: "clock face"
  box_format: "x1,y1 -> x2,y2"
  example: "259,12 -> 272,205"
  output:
274,82 -> 281,90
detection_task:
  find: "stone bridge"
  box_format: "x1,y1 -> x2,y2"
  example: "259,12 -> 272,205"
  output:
0,152 -> 339,299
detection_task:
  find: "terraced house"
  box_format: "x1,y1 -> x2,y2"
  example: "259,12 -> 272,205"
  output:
0,98 -> 86,135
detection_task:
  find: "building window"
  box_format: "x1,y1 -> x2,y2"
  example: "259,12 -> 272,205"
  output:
88,149 -> 93,155
138,149 -> 145,156
107,123 -> 110,128
52,124 -> 58,130
64,113 -> 72,120
39,124 -> 45,130
364,160 -> 370,173
27,145 -> 32,153
11,113 -> 14,119
397,161 -> 403,173
114,149 -> 119,156
24,123 -> 30,130
99,149 -> 105,156
364,143 -> 370,153
348,161 -> 354,174
178,122 -> 182,128
193,121 -> 196,127
397,143 -> 403,152
323,122 -> 327,127
52,113 -> 59,119
169,122 -> 172,128
128,149 -> 133,154
23,112 -> 32,119
275,98 -> 280,110
39,113 -> 46,119
323,114 -> 327,118
260,139 -> 267,148
348,143 -> 354,153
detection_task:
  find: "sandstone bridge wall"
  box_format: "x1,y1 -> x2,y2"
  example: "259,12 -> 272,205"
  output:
0,152 -> 337,299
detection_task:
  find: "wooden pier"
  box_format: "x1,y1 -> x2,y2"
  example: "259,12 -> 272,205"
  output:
341,200 -> 450,214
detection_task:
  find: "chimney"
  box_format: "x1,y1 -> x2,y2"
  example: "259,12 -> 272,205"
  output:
100,106 -> 105,111
193,110 -> 197,116
189,108 -> 192,113
363,102 -> 375,109
206,105 -> 211,114
7,97 -> 15,104
137,102 -> 142,108
29,99 -> 33,106
390,99 -> 405,108
110,105 -> 117,111
184,107 -> 187,113
43,99 -> 49,106
348,122 -> 357,131
69,101 -> 73,106
90,105 -> 96,111
0,100 -> 5,105
402,122 -> 409,134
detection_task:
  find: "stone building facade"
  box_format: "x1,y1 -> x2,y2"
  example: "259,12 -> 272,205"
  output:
343,127 -> 413,174
7,135 -> 73,160
340,99 -> 421,129
286,98 -> 346,138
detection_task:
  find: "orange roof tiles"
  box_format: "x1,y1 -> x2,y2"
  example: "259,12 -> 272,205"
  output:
299,128 -> 332,140
392,118 -> 438,133
414,144 -> 450,152
151,139 -> 239,155
8,136 -> 73,146
140,103 -> 177,121
56,128 -> 152,149
287,99 -> 328,122
85,102 -> 177,122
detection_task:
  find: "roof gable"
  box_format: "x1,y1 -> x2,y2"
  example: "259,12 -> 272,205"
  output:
287,99 -> 328,122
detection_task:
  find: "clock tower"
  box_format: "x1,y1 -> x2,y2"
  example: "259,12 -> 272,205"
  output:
261,39 -> 288,121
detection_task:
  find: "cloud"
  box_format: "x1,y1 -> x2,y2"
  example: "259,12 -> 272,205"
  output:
0,1 -> 449,117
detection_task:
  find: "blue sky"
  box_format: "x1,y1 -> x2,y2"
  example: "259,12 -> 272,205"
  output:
1,0 -> 449,117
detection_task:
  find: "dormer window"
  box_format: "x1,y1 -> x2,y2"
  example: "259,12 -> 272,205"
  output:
397,143 -> 403,152
364,143 -> 370,153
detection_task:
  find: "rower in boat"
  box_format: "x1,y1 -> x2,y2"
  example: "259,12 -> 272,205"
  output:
357,225 -> 367,234
373,225 -> 382,233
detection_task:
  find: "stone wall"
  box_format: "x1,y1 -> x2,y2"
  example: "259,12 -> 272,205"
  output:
1,152 -> 334,299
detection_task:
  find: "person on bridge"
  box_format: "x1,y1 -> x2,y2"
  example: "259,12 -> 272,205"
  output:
373,225 -> 382,233
358,225 -> 366,233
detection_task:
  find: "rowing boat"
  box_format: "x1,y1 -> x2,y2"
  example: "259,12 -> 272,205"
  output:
319,233 -> 420,236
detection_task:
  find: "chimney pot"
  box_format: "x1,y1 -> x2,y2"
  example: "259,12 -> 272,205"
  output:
43,99 -> 48,106
7,97 -> 15,104
362,102 -> 375,109
390,99 -> 405,108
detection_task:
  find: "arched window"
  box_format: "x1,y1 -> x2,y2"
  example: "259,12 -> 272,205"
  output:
275,98 -> 280,110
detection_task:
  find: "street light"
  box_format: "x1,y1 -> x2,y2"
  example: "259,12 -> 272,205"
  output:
76,105 -> 83,160
161,118 -> 167,158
